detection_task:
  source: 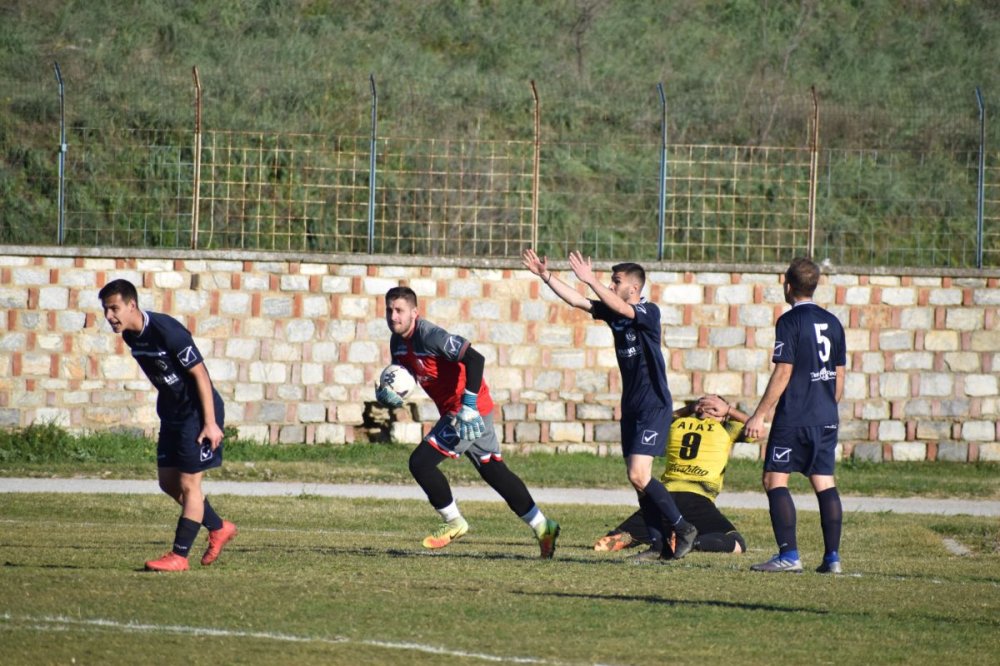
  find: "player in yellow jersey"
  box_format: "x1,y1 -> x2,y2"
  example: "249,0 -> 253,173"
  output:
594,395 -> 750,556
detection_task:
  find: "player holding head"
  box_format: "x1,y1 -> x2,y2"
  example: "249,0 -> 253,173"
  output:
594,395 -> 750,556
99,279 -> 237,571
378,286 -> 560,558
744,257 -> 847,574
522,249 -> 697,561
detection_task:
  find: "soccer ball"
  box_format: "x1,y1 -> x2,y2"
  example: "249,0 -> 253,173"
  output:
379,363 -> 416,399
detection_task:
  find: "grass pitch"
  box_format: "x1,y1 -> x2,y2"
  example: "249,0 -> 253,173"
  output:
1,493 -> 998,665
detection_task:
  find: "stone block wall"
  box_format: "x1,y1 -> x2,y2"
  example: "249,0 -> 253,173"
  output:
2,246 -> 999,463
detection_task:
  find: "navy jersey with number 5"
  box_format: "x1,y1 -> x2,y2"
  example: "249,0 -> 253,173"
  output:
123,311 -> 219,422
771,302 -> 846,427
591,299 -> 671,415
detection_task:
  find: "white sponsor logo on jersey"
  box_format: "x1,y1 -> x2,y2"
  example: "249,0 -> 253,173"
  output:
810,367 -> 836,382
152,373 -> 180,386
773,340 -> 785,356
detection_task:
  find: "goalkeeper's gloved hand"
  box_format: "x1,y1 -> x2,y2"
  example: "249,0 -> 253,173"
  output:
454,389 -> 486,440
375,382 -> 404,408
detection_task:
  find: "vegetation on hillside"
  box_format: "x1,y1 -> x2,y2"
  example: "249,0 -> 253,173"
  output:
1,0 -> 998,265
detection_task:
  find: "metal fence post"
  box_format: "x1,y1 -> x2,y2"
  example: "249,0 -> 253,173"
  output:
976,86 -> 986,270
368,74 -> 378,254
53,62 -> 66,246
807,85 -> 820,259
530,80 -> 541,250
657,82 -> 668,261
191,66 -> 203,250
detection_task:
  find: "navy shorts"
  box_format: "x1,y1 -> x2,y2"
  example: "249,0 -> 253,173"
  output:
763,423 -> 839,476
157,401 -> 225,474
620,408 -> 671,458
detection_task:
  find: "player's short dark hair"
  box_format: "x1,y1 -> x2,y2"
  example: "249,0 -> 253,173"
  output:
385,285 -> 418,307
785,257 -> 820,298
611,262 -> 645,290
98,279 -> 139,305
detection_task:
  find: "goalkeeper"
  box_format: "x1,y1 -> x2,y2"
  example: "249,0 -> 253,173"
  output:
378,286 -> 560,558
594,395 -> 750,556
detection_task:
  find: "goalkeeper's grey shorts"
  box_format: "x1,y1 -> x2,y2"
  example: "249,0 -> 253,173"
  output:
424,412 -> 502,463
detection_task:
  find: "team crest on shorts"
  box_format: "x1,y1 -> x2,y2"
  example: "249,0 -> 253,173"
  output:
439,426 -> 460,444
772,447 -> 792,463
200,442 -> 214,462
641,429 -> 658,446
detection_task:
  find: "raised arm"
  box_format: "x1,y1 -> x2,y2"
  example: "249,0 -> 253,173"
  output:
569,251 -> 634,319
521,248 -> 592,311
697,394 -> 751,424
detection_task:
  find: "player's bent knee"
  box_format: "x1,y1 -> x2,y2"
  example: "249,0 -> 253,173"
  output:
810,474 -> 837,493
627,472 -> 650,491
409,442 -> 443,477
695,531 -> 746,553
475,458 -> 506,482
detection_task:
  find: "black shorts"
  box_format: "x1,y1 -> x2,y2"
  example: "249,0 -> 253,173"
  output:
157,400 -> 225,474
618,491 -> 737,539
620,408 -> 671,458
764,423 -> 839,476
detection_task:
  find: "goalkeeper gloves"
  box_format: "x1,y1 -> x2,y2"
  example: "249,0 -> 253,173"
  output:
454,389 -> 486,440
375,382 -> 404,408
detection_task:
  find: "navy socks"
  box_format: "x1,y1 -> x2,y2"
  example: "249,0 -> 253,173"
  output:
171,517 -> 202,557
637,493 -> 665,551
817,486 -> 843,560
202,498 -> 223,531
766,487 -> 798,557
639,478 -> 685,552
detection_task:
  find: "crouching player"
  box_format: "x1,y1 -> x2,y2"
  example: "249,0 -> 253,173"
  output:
594,395 -> 749,557
99,279 -> 237,571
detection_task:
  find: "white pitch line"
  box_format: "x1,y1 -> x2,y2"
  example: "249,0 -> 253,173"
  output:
0,613 -> 609,666
941,537 -> 972,556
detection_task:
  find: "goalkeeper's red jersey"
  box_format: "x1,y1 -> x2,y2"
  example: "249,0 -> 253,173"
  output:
389,316 -> 494,417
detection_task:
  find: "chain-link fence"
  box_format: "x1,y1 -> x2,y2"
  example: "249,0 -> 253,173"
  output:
3,71 -> 998,268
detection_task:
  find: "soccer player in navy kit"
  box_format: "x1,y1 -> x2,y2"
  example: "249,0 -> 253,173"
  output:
376,286 -> 560,558
744,258 -> 847,573
522,249 -> 698,561
99,279 -> 237,572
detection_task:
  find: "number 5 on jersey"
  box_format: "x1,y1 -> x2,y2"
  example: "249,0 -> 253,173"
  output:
814,323 -> 831,363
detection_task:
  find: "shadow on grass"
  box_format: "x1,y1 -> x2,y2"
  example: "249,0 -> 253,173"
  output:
511,588 -> 830,614
239,539 -> 612,564
3,561 -> 87,570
